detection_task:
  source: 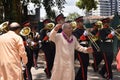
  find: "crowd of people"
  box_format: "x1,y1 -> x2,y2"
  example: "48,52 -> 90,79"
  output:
0,13 -> 120,80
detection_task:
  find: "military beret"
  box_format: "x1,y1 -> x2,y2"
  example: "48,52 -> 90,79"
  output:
55,13 -> 66,23
43,19 -> 51,25
101,18 -> 110,23
22,21 -> 30,27
75,16 -> 83,22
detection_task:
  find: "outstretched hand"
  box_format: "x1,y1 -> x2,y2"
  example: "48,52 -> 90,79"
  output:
87,47 -> 93,53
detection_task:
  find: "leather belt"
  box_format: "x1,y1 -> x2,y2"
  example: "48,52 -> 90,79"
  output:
101,39 -> 113,43
105,39 -> 113,42
80,41 -> 88,45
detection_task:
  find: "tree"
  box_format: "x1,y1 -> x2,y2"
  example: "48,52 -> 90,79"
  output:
22,0 -> 66,19
76,0 -> 98,12
42,0 -> 66,19
66,12 -> 80,21
2,0 -> 22,23
0,0 -> 4,23
42,0 -> 56,19
0,0 -> 66,23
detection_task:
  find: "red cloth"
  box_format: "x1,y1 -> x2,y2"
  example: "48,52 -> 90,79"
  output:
33,42 -> 37,47
107,33 -> 113,38
95,32 -> 99,37
43,36 -> 49,41
23,41 -> 27,46
80,35 -> 87,41
103,25 -> 109,28
23,22 -> 30,27
116,49 -> 120,71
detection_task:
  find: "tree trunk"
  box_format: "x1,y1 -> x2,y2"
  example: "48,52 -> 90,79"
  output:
21,5 -> 28,23
0,0 -> 4,23
3,0 -> 22,23
2,0 -> 11,21
11,0 -> 22,23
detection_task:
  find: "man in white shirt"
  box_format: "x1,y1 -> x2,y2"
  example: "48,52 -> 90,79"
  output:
49,22 -> 93,80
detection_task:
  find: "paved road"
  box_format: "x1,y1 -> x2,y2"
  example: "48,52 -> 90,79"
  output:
31,53 -> 120,80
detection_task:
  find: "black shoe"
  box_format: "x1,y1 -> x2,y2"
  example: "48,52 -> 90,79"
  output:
98,71 -> 106,79
105,76 -> 113,80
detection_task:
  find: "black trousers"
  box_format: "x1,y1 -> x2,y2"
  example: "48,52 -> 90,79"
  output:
23,47 -> 33,80
75,52 -> 89,80
99,52 -> 113,79
32,47 -> 39,67
41,41 -> 55,77
23,64 -> 33,80
92,51 -> 103,71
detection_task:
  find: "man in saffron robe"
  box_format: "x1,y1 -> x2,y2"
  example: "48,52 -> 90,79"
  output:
116,49 -> 120,71
0,22 -> 28,80
49,23 -> 93,80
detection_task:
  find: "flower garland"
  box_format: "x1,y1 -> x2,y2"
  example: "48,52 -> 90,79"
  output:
62,31 -> 73,43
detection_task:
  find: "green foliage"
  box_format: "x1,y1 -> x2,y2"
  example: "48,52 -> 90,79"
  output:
0,0 -> 22,23
55,0 -> 66,13
76,0 -> 85,9
0,0 -> 66,22
66,12 -> 80,21
21,0 -> 66,19
76,0 -> 98,12
42,0 -> 66,18
42,0 -> 56,19
0,0 -> 3,23
31,0 -> 41,4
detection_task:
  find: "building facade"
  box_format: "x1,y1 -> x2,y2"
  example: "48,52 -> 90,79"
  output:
87,0 -> 117,16
118,0 -> 120,15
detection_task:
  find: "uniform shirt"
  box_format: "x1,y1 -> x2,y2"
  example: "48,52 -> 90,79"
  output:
73,28 -> 84,39
39,29 -> 49,41
0,31 -> 28,80
99,28 -> 111,41
73,28 -> 89,47
99,28 -> 114,53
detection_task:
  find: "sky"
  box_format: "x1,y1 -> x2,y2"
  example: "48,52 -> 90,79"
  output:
40,0 -> 85,18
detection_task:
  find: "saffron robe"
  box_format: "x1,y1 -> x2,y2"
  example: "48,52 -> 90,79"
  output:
0,31 -> 28,80
116,49 -> 120,71
49,29 -> 88,80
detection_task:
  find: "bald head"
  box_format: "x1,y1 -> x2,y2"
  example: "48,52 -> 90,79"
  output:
9,22 -> 20,28
62,23 -> 73,36
9,22 -> 22,32
62,23 -> 71,30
